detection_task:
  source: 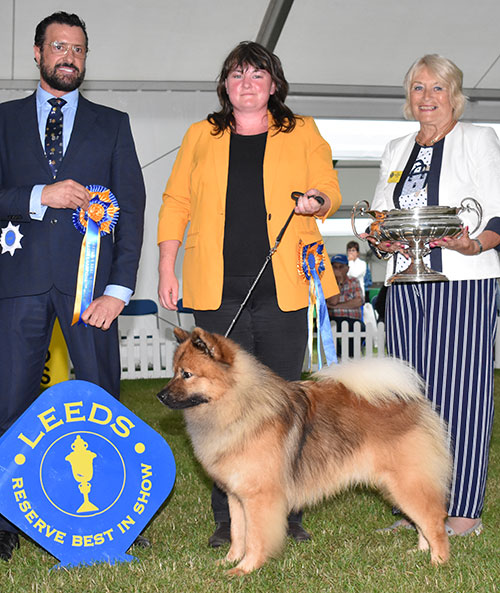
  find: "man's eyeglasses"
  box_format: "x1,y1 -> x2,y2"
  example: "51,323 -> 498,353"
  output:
45,41 -> 88,58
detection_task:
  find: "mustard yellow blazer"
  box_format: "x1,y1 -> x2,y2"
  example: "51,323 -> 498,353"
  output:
158,115 -> 341,311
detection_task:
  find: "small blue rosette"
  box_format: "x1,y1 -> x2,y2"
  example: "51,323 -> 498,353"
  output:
298,240 -> 337,369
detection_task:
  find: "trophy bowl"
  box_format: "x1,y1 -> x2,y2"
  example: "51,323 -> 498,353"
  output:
351,198 -> 482,283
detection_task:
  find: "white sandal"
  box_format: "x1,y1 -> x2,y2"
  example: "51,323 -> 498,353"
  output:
445,519 -> 483,537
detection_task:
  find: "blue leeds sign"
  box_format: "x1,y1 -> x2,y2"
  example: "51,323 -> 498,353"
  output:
0,380 -> 176,568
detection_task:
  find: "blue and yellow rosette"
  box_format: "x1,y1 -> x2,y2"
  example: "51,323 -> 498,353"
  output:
71,185 -> 120,325
298,240 -> 337,369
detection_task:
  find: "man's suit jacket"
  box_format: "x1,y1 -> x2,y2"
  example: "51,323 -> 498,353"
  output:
0,92 -> 145,299
158,116 -> 341,311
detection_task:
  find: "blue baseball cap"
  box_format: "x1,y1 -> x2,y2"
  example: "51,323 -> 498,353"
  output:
331,253 -> 348,266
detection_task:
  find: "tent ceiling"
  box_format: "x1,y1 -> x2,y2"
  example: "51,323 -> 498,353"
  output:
276,0 -> 500,89
2,0 -> 500,120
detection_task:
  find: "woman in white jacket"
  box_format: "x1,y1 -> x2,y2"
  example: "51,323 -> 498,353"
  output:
371,55 -> 500,537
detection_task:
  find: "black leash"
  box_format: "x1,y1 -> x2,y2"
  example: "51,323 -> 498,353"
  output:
224,191 -> 324,338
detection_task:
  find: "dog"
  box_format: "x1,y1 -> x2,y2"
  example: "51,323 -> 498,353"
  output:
157,327 -> 451,576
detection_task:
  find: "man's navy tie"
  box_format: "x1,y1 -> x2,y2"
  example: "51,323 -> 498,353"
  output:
45,98 -> 66,179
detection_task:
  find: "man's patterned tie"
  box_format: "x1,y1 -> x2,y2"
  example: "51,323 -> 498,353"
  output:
45,98 -> 66,179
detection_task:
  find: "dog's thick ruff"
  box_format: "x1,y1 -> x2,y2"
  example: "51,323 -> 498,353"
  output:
158,327 -> 451,575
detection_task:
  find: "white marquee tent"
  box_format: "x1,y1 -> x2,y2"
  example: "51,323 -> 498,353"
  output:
2,0 -> 500,306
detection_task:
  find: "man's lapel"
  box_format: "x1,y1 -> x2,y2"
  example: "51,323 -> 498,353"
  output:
58,95 -> 97,176
16,93 -> 51,174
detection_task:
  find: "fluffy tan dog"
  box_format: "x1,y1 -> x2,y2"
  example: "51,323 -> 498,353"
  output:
157,327 -> 451,576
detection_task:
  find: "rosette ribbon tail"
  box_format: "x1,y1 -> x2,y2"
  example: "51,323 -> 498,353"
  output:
72,218 -> 100,326
307,252 -> 337,369
71,186 -> 120,326
298,241 -> 337,370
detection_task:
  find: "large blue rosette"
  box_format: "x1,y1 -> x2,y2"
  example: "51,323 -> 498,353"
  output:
298,241 -> 337,369
71,185 -> 120,325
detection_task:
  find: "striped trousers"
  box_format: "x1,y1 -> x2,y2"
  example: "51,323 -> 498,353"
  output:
386,279 -> 497,518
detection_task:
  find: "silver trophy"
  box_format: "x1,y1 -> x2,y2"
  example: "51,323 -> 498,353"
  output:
351,198 -> 482,283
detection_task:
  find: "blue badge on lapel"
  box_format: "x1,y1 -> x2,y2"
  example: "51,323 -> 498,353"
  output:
0,380 -> 176,568
0,222 -> 23,256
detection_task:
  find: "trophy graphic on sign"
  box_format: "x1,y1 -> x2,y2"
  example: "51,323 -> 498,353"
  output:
65,435 -> 99,513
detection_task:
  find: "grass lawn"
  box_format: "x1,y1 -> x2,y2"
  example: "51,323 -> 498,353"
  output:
1,373 -> 499,593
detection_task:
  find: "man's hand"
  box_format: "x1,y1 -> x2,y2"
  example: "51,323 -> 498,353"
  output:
41,180 -> 90,210
81,295 -> 125,330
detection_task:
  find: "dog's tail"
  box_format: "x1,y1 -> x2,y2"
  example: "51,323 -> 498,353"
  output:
314,357 -> 425,404
316,357 -> 452,514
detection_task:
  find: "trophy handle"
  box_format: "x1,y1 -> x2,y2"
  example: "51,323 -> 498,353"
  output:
459,197 -> 483,235
351,200 -> 372,240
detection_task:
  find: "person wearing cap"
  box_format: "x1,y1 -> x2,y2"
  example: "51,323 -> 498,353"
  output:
326,254 -> 365,357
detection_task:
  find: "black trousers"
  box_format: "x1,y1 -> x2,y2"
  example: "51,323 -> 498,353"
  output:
194,269 -> 308,524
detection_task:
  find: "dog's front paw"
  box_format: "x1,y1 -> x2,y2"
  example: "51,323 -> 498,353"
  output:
226,565 -> 250,577
215,549 -> 242,567
215,557 -> 231,566
225,557 -> 264,576
225,546 -> 244,564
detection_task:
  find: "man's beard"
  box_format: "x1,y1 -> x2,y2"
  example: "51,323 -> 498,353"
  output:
40,53 -> 85,92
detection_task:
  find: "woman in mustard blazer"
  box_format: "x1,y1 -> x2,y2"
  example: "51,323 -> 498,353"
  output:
157,41 -> 341,546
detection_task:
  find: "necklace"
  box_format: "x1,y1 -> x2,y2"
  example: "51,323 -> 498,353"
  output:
416,120 -> 457,147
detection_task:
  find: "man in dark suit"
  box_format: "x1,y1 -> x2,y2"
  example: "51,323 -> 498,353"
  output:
0,12 -> 146,560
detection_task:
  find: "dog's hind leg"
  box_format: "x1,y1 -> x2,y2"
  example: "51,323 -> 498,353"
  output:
382,472 -> 449,565
408,503 -> 449,565
416,526 -> 429,551
226,490 -> 287,576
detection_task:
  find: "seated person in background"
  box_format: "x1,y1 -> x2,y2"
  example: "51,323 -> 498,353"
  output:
327,254 -> 365,357
346,240 -> 367,298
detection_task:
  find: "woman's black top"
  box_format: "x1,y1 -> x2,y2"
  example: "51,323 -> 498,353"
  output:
223,132 -> 270,277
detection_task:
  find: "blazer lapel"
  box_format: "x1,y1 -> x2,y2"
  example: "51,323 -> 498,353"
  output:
16,93 -> 51,172
263,114 -> 285,207
58,95 -> 97,176
211,128 -> 230,212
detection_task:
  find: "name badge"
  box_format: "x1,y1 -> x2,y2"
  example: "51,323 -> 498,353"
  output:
388,171 -> 402,183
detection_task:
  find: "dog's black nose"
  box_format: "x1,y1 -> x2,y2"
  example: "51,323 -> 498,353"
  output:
157,388 -> 169,406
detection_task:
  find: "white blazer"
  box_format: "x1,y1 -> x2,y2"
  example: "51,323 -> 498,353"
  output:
372,122 -> 500,282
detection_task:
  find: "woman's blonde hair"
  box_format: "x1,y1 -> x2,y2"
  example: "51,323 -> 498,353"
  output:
403,54 -> 467,120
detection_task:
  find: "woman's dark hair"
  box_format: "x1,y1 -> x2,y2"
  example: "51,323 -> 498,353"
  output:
208,41 -> 298,135
34,12 -> 88,50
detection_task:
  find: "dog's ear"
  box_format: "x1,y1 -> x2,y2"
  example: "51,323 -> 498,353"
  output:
191,328 -> 215,358
190,328 -> 235,365
174,327 -> 190,344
